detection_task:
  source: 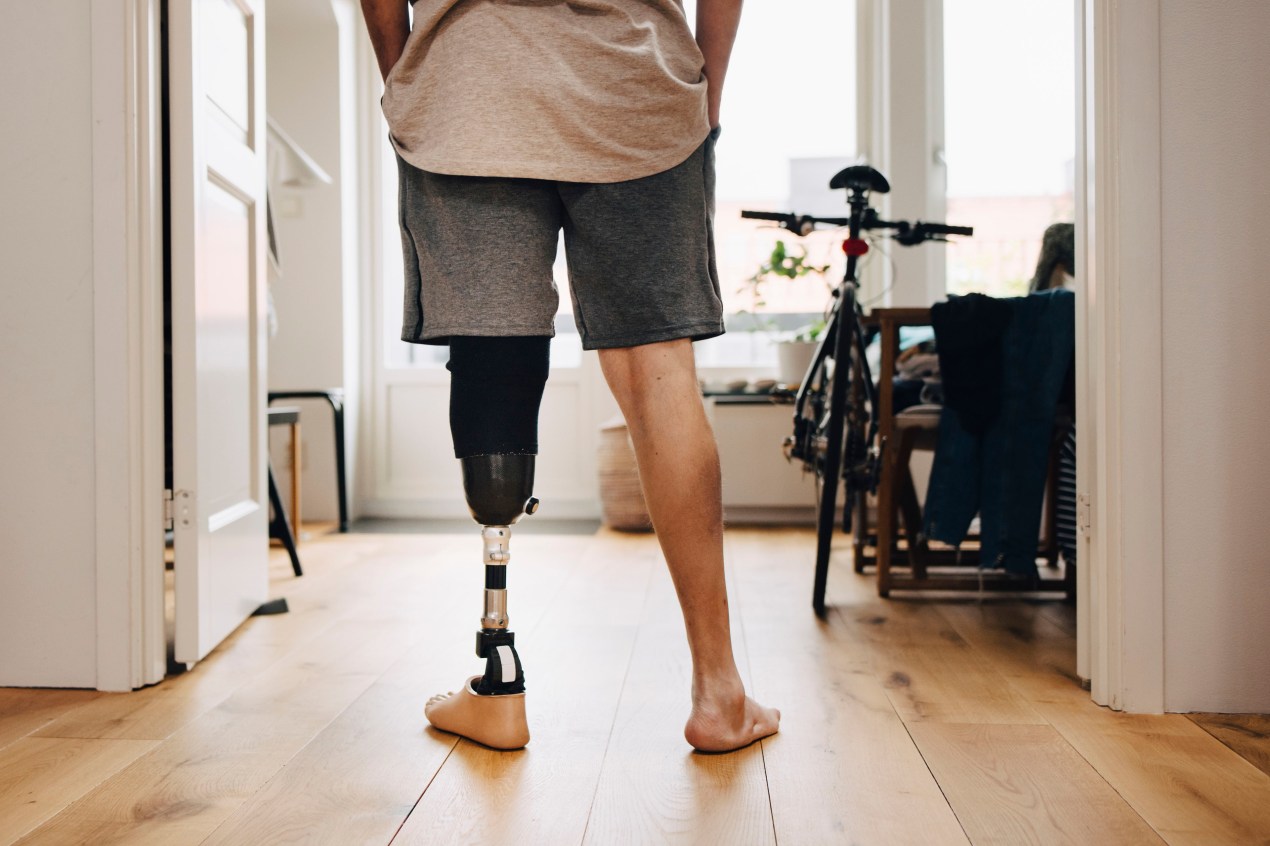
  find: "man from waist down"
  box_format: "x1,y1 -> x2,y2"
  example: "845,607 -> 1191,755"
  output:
359,0 -> 778,753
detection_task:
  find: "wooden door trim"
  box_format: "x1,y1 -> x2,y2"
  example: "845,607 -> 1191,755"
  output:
1079,0 -> 1166,713
90,0 -> 166,691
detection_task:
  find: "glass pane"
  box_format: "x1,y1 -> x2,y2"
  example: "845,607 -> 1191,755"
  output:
685,0 -> 856,368
944,0 -> 1076,297
203,0 -> 252,138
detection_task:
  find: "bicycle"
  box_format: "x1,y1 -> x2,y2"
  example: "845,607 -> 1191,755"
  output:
742,165 -> 972,616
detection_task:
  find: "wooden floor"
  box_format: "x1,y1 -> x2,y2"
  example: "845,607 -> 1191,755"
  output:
2,527 -> 1269,845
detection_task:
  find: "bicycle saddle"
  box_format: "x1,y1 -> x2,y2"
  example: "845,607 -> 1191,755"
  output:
829,165 -> 890,194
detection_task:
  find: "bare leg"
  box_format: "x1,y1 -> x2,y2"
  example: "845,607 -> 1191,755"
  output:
598,339 -> 780,752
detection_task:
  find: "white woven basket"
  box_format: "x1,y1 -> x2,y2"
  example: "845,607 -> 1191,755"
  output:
597,417 -> 653,532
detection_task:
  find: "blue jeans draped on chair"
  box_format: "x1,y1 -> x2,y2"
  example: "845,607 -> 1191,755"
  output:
923,289 -> 1075,576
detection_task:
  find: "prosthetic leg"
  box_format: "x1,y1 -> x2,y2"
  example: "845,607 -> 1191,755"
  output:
423,337 -> 550,750
464,454 -> 538,696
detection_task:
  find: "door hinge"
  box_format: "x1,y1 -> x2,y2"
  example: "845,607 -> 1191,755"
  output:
163,488 -> 174,531
1077,493 -> 1092,533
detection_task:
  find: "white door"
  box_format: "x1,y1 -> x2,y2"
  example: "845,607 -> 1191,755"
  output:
169,0 -> 269,664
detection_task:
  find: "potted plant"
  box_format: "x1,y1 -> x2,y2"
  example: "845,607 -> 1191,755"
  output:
777,318 -> 826,387
742,240 -> 831,386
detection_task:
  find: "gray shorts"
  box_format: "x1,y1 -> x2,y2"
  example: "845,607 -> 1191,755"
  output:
396,127 -> 724,350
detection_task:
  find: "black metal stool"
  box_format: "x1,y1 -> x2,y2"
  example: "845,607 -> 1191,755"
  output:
267,406 -> 303,576
268,388 -> 348,532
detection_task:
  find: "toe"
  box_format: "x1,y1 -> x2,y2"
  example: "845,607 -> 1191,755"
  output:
424,691 -> 455,717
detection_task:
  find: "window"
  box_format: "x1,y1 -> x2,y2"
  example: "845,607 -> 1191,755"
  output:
687,0 -> 856,368
943,0 -> 1076,297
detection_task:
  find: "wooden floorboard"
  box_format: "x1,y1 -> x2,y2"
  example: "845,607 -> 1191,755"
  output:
17,624 -> 411,844
34,537 -> 422,743
393,531 -> 658,846
936,601 -> 1091,707
0,690 -> 102,754
908,723 -> 1163,845
582,547 -> 773,845
729,529 -> 970,845
3,526 -> 1270,845
842,595 -> 1047,726
0,540 -> 409,844
1034,702 -> 1270,846
1189,714 -> 1270,779
17,537 -> 464,845
0,737 -> 158,843
203,534 -> 587,846
938,598 -> 1270,845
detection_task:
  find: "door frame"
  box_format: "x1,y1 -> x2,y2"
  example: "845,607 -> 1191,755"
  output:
856,0 -> 1167,711
90,0 -> 167,691
1076,0 -> 1166,713
101,0 -> 1170,708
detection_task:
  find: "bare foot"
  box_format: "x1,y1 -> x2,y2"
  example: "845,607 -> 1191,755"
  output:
424,676 -> 530,750
684,681 -> 780,753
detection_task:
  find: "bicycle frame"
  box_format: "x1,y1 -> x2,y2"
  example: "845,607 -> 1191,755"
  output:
789,191 -> 880,477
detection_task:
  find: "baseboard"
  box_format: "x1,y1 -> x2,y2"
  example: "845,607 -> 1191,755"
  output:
722,506 -> 816,526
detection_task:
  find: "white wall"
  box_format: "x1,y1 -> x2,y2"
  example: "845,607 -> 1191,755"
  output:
266,0 -> 361,524
0,6 -> 99,686
1158,0 -> 1270,712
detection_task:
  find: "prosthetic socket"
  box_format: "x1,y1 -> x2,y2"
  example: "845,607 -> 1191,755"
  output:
447,337 -> 550,697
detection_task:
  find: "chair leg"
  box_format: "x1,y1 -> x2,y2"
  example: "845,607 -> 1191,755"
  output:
327,396 -> 349,533
1041,427 -> 1064,567
876,439 -> 895,597
289,420 -> 301,543
268,466 -> 303,577
886,426 -> 931,579
898,464 -> 929,579
853,493 -> 870,573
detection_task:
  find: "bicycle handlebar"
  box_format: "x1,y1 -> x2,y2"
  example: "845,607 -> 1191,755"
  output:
738,211 -> 795,222
893,220 -> 974,245
739,211 -> 848,235
911,221 -> 973,238
740,209 -> 973,243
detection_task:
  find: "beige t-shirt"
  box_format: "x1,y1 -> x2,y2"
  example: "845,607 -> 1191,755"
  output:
381,0 -> 711,184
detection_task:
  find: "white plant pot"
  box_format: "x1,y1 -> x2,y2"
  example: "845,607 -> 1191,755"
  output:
777,340 -> 818,387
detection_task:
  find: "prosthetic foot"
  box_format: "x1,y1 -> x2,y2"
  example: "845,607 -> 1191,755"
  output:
424,676 -> 528,750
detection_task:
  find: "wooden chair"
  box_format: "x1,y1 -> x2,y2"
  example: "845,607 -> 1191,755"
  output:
862,308 -> 1073,598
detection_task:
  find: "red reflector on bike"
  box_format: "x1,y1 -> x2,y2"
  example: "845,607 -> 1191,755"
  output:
842,238 -> 869,256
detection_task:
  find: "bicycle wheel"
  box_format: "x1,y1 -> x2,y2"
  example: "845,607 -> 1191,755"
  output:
841,396 -> 871,572
808,377 -> 840,547
811,334 -> 851,617
844,311 -> 881,573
